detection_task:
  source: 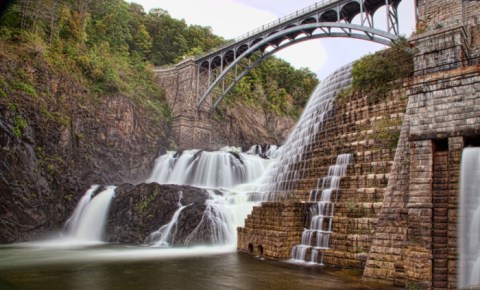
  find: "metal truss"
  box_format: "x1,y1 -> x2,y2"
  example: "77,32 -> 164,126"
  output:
196,0 -> 402,112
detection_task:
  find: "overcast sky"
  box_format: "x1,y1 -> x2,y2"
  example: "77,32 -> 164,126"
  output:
127,0 -> 416,80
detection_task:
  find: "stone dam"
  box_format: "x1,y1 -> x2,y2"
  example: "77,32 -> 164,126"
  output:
152,1 -> 480,289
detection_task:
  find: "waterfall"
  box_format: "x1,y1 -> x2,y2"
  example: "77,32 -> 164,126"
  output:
246,145 -> 280,159
143,147 -> 273,247
458,148 -> 480,288
56,64 -> 354,251
147,191 -> 191,247
146,148 -> 273,189
254,64 -> 352,200
64,184 -> 100,233
290,154 -> 352,264
65,186 -> 116,242
185,190 -> 237,246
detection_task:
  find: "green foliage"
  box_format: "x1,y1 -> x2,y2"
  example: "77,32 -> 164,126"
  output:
336,86 -> 354,106
0,0 -> 315,124
352,37 -> 413,104
0,76 -> 7,99
35,146 -> 63,182
372,117 -> 402,149
13,115 -> 28,138
13,82 -> 37,97
135,190 -> 160,214
230,56 -> 319,118
145,10 -> 225,65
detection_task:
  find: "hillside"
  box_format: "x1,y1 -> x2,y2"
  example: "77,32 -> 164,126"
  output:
0,0 -> 317,242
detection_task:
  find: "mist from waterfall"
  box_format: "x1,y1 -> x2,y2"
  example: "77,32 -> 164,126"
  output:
458,148 -> 480,288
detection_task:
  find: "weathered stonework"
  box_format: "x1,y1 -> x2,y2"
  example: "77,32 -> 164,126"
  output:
155,58 -> 213,150
237,91 -> 408,264
412,0 -> 480,77
237,202 -> 307,258
152,2 -> 480,288
364,62 -> 480,290
362,2 -> 480,288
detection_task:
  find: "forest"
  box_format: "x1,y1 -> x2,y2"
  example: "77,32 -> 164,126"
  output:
0,0 -> 318,119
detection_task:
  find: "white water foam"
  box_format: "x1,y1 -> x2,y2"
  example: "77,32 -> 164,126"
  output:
458,148 -> 480,288
253,64 -> 352,200
291,154 -> 352,265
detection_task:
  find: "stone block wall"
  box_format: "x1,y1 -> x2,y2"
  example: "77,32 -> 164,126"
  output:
363,66 -> 480,289
408,67 -> 480,140
237,202 -> 307,258
413,0 -> 480,77
416,0 -> 462,30
416,0 -> 480,31
237,90 -> 408,265
410,25 -> 470,76
154,59 -> 213,150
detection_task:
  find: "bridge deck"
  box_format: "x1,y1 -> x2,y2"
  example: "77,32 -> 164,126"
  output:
192,0 -> 402,111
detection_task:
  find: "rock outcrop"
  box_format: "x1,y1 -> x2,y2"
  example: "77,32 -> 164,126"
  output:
211,99 -> 295,149
106,183 -> 212,246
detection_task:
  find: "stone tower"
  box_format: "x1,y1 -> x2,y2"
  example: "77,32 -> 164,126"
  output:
364,1 -> 480,289
412,0 -> 480,75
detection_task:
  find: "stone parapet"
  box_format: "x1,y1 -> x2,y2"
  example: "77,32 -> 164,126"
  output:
406,66 -> 480,140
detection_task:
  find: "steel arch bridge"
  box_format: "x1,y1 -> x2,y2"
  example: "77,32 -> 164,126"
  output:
195,0 -> 403,112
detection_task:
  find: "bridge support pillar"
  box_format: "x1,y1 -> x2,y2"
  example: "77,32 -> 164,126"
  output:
155,58 -> 212,150
411,0 -> 480,76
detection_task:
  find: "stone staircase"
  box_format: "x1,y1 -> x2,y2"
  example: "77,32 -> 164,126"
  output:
237,90 -> 408,266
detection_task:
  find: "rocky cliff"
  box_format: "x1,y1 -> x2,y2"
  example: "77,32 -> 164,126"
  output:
0,42 -> 170,243
211,99 -> 295,149
0,41 -> 298,244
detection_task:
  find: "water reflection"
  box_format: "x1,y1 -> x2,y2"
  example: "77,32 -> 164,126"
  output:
0,245 -> 399,290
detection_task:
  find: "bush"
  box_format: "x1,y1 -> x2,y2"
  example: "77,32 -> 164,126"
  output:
352,37 -> 413,103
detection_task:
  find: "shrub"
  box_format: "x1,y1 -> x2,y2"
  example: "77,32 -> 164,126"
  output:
352,37 -> 413,103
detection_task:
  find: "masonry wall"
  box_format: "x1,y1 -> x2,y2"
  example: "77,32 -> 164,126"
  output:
362,7 -> 480,287
237,202 -> 307,258
154,59 -> 213,150
237,90 -> 408,266
363,65 -> 480,290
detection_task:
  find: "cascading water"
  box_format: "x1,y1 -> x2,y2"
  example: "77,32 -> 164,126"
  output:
185,190 -> 236,246
254,64 -> 352,200
291,154 -> 352,265
147,191 -> 191,247
65,186 -> 116,242
458,148 -> 480,288
146,147 -> 273,189
246,144 -> 280,159
59,64 -> 353,252
63,184 -> 100,233
61,147 -> 275,247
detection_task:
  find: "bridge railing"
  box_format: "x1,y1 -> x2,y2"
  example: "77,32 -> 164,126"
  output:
196,0 -> 338,61
234,0 -> 337,42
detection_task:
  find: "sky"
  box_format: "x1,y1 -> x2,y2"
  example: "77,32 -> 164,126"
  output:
127,0 -> 416,80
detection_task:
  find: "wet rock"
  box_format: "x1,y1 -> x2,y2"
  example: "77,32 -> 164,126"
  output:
106,183 -> 210,246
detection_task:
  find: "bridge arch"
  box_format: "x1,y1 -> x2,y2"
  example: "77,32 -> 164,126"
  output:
196,0 -> 403,111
